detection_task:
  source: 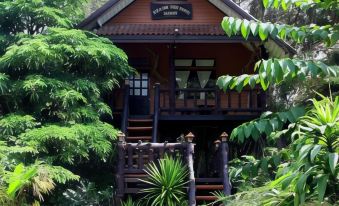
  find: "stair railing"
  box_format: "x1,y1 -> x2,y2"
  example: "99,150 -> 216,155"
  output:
152,83 -> 160,143
121,80 -> 130,135
220,132 -> 231,195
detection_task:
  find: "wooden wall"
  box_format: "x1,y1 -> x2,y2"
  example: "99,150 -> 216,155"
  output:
115,43 -> 257,114
106,0 -> 225,25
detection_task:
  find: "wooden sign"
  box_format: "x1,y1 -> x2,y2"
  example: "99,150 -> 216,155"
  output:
151,2 -> 192,20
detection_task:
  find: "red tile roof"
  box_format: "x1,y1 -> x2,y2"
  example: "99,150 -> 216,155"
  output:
96,24 -> 225,36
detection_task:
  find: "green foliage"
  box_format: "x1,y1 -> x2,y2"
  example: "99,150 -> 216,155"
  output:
17,123 -> 118,164
0,114 -> 37,137
0,0 -> 87,35
0,28 -> 131,79
0,0 -> 133,205
121,196 -> 142,206
262,0 -> 338,11
61,180 -> 115,206
217,0 -> 338,205
216,96 -> 338,205
222,17 -> 338,46
4,162 -> 58,204
230,107 -> 305,143
270,96 -> 338,205
217,59 -> 338,91
140,155 -> 189,206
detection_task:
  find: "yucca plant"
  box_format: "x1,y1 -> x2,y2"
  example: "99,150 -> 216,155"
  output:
121,196 -> 142,206
140,155 -> 189,206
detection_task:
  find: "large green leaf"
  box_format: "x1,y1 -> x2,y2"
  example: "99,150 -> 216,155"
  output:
317,174 -> 329,201
221,17 -> 338,46
328,153 -> 338,174
217,59 -> 338,92
310,145 -> 322,162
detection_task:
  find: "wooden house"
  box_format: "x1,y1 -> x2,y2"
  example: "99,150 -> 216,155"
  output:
79,0 -> 294,205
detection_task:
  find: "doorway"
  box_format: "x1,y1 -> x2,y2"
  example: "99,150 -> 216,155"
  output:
128,72 -> 150,115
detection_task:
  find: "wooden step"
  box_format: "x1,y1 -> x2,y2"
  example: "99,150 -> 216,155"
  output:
196,185 -> 223,190
124,154 -> 151,158
125,188 -> 142,194
124,177 -> 147,182
129,115 -> 152,119
127,127 -> 153,131
196,178 -> 223,183
196,196 -> 218,201
124,173 -> 147,178
128,119 -> 153,123
126,136 -> 152,141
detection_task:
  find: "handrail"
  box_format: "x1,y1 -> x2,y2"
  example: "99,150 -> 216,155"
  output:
152,83 -> 160,143
121,81 -> 130,135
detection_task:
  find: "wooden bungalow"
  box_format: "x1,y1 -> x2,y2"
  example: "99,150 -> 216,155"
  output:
79,0 -> 294,205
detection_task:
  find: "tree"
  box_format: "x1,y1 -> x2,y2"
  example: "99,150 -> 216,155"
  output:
0,0 -> 132,204
215,0 -> 338,205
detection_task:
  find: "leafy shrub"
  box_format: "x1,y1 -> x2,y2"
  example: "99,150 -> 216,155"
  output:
59,180 -> 115,206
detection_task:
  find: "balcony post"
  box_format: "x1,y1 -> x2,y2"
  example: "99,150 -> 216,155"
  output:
169,44 -> 175,114
152,83 -> 160,143
121,80 -> 130,135
220,132 -> 231,195
185,132 -> 196,206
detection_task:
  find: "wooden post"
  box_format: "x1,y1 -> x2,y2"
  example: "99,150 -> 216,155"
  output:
117,132 -> 126,198
216,88 -> 221,114
169,44 -> 175,114
220,132 -> 231,195
152,83 -> 160,143
121,80 -> 130,135
185,132 -> 196,206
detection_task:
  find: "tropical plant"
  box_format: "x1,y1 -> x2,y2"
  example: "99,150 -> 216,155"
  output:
213,0 -> 338,205
0,0 -> 132,204
269,95 -> 338,205
215,96 -> 338,205
140,155 -> 189,206
60,180 -> 115,206
121,196 -> 142,206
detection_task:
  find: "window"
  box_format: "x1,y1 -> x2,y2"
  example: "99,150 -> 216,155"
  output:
129,73 -> 149,96
175,59 -> 216,99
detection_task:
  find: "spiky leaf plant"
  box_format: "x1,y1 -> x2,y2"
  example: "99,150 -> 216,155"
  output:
140,155 -> 189,206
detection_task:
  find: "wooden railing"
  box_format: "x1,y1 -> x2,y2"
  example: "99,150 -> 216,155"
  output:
159,86 -> 265,115
116,132 -> 232,205
116,132 -> 197,205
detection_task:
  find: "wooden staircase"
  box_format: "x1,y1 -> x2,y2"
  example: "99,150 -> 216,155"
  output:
195,178 -> 224,205
116,133 -> 231,206
126,116 -> 153,142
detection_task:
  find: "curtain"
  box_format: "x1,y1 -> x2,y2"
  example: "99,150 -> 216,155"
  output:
197,71 -> 212,99
176,71 -> 190,99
